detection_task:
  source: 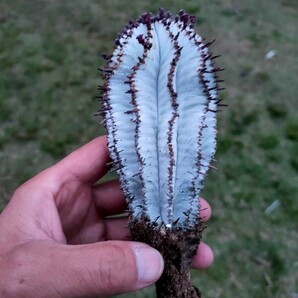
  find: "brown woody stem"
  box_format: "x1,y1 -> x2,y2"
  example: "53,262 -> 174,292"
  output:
130,217 -> 204,298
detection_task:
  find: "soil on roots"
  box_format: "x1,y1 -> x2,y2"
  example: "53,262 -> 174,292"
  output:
130,216 -> 205,298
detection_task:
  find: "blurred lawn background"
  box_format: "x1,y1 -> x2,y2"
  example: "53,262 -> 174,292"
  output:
0,0 -> 297,297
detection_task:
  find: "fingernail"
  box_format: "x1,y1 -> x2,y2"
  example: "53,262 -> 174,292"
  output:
134,245 -> 164,288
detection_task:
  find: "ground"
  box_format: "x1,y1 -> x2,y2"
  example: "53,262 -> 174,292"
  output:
0,1 -> 297,297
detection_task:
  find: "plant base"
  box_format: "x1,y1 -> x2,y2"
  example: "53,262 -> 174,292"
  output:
130,217 -> 205,298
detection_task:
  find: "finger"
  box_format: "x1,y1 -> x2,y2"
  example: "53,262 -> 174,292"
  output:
200,198 -> 212,222
104,216 -> 130,240
9,241 -> 164,297
192,242 -> 214,269
25,136 -> 110,198
55,136 -> 109,184
93,179 -> 127,216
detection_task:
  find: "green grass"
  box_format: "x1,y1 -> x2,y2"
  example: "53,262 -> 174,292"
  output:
0,1 -> 297,297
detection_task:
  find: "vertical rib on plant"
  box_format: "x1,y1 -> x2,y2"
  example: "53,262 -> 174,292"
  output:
99,8 -> 224,297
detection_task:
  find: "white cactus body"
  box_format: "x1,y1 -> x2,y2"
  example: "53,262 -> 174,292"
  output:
100,9 -> 222,230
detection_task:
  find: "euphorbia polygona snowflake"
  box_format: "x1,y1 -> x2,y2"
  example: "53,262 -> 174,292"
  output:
99,9 -> 224,298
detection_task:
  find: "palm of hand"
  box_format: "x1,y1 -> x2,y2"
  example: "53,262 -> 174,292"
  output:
0,138 -> 121,249
54,179 -> 125,245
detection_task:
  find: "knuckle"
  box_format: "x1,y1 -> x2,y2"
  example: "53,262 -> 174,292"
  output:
0,248 -> 28,297
97,243 -> 136,293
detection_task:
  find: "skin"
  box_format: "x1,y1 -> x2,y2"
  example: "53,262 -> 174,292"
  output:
0,136 -> 213,297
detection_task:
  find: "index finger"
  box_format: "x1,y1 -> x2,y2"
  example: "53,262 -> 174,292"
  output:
23,136 -> 109,194
55,135 -> 109,184
20,136 -> 110,197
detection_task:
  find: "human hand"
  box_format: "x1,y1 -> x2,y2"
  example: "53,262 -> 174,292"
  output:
0,136 -> 213,297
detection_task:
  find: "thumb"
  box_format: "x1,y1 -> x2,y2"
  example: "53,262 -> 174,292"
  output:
60,241 -> 164,297
6,240 -> 164,297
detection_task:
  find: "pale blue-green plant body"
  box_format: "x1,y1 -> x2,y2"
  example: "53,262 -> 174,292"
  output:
101,10 -> 220,230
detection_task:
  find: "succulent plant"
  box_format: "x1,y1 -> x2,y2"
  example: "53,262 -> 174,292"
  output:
99,8 -> 224,298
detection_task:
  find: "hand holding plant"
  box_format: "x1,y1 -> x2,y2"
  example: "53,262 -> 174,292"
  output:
0,136 -> 213,297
